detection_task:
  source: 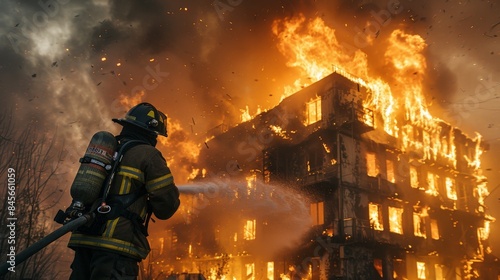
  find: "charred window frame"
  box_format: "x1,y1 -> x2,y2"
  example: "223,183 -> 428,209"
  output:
426,171 -> 439,196
246,263 -> 255,279
366,151 -> 379,177
369,202 -> 384,231
388,206 -> 404,234
244,219 -> 256,240
413,207 -> 427,238
306,96 -> 322,125
267,262 -> 274,280
310,201 -> 325,226
435,264 -> 444,279
410,164 -> 420,189
386,159 -> 395,183
430,219 -> 440,240
416,261 -> 427,279
445,177 -> 458,206
306,143 -> 324,174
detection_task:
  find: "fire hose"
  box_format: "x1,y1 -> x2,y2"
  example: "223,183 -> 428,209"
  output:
0,214 -> 92,277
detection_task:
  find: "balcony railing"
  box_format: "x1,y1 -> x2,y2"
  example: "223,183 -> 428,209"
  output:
343,218 -> 374,243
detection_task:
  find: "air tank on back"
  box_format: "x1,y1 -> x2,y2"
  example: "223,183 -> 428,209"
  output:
70,131 -> 117,206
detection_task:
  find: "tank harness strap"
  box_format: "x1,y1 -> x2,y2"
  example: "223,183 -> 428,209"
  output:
79,156 -> 112,170
106,188 -> 150,236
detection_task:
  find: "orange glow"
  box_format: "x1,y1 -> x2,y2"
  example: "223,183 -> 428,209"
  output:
430,219 -> 439,240
272,15 -> 370,97
410,166 -> 419,189
188,168 -> 199,181
417,262 -> 426,279
246,174 -> 257,195
425,172 -> 439,196
240,106 -> 262,123
388,206 -> 404,234
478,218 -> 492,241
244,219 -> 256,240
477,179 -> 489,208
413,207 -> 428,238
272,15 -> 476,177
117,91 -> 145,108
157,118 -> 200,184
305,96 -> 321,125
369,203 -> 384,231
322,143 -> 331,154
267,262 -> 274,280
445,177 -> 458,201
386,160 -> 395,183
366,152 -> 379,177
269,125 -> 292,140
246,263 -> 255,280
465,133 -> 483,171
240,105 -> 252,122
310,202 -> 324,226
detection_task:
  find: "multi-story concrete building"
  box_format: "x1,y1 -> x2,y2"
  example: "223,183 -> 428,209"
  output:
161,71 -> 499,279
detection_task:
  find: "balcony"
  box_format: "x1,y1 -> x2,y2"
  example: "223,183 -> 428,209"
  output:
337,103 -> 374,135
343,218 -> 374,243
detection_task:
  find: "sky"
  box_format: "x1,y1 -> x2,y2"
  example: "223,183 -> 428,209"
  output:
1,0 -> 499,256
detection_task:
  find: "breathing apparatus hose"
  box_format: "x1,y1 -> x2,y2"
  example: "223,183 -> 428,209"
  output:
0,214 -> 92,277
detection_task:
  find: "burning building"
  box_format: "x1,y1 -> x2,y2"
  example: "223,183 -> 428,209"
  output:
156,67 -> 499,280
148,16 -> 499,280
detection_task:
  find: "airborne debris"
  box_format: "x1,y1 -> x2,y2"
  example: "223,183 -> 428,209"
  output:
52,61 -> 58,67
204,142 -> 209,149
32,74 -> 36,78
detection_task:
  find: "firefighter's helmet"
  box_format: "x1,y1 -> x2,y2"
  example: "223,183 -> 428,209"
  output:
112,103 -> 168,137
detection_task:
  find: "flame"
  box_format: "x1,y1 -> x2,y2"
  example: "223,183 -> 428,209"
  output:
272,15 -> 370,96
240,105 -> 252,122
476,178 -> 489,208
157,118 -> 201,184
366,152 -> 379,177
445,177 -> 458,201
117,91 -> 146,108
413,207 -> 428,238
465,133 -> 483,171
188,168 -> 199,181
267,262 -> 274,280
369,203 -> 384,231
246,174 -> 257,195
305,96 -> 322,125
322,143 -> 331,154
417,262 -> 427,279
244,219 -> 256,240
269,125 -> 292,140
272,14 -> 479,174
240,105 -> 262,123
478,219 -> 491,241
388,206 -> 404,234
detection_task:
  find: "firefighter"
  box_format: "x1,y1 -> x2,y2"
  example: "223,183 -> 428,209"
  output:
68,103 -> 180,280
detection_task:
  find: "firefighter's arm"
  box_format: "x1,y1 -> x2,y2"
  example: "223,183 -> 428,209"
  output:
145,150 -> 180,220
